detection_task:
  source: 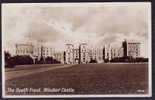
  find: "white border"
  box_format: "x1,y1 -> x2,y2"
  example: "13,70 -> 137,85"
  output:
1,2 -> 152,98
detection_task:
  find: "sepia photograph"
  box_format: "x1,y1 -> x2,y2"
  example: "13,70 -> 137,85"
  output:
2,2 -> 152,98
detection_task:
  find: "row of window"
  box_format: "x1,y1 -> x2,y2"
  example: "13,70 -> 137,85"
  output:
16,49 -> 32,54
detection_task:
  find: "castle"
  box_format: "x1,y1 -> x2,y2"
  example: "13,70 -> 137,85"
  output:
5,40 -> 141,64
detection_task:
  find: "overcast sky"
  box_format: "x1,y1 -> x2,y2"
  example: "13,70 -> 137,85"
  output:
2,3 -> 151,57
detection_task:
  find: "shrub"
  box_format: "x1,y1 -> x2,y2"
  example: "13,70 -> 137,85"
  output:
5,54 -> 34,67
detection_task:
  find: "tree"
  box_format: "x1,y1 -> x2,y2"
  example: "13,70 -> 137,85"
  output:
89,58 -> 97,63
45,57 -> 54,64
4,51 -> 11,61
37,56 -> 45,64
4,51 -> 14,68
7,55 -> 33,66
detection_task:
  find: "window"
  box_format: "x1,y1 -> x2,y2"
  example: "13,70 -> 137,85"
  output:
27,49 -> 29,53
83,53 -> 85,57
83,58 -> 85,61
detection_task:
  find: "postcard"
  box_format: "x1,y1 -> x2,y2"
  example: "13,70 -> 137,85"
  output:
2,2 -> 152,98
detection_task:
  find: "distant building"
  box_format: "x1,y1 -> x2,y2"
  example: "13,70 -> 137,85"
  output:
103,44 -> 112,61
89,47 -> 103,63
54,52 -> 64,63
117,47 -> 124,57
91,48 -> 97,61
15,43 -> 36,63
122,40 -> 141,58
15,42 -> 55,63
65,43 -> 90,64
79,43 -> 89,64
97,47 -> 104,63
33,45 -> 42,60
11,39 -> 141,64
65,44 -> 74,64
42,47 -> 54,58
88,49 -> 93,60
73,49 -> 79,64
4,42 -> 16,57
111,48 -> 117,59
15,44 -> 34,56
111,47 -> 124,59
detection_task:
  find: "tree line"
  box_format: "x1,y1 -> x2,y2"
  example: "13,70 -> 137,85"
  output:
4,52 -> 61,68
105,56 -> 148,63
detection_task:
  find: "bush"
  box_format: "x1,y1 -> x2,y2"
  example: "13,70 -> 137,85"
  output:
12,55 -> 33,65
53,59 -> 61,64
36,56 -> 61,64
37,57 -> 45,64
45,57 -> 54,64
110,57 -> 149,63
89,58 -> 97,63
4,52 -> 15,68
5,55 -> 34,67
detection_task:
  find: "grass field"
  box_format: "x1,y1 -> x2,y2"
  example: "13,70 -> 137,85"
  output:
5,63 -> 148,95
5,64 -> 65,72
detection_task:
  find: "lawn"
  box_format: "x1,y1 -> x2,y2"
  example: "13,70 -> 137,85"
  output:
5,63 -> 148,95
5,64 -> 65,72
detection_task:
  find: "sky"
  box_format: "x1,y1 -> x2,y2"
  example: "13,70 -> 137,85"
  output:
2,3 -> 151,57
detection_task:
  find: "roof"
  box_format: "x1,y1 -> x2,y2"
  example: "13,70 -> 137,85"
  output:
16,43 -> 33,47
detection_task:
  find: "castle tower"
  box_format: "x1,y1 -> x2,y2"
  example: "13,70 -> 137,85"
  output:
65,44 -> 74,64
79,43 -> 89,64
